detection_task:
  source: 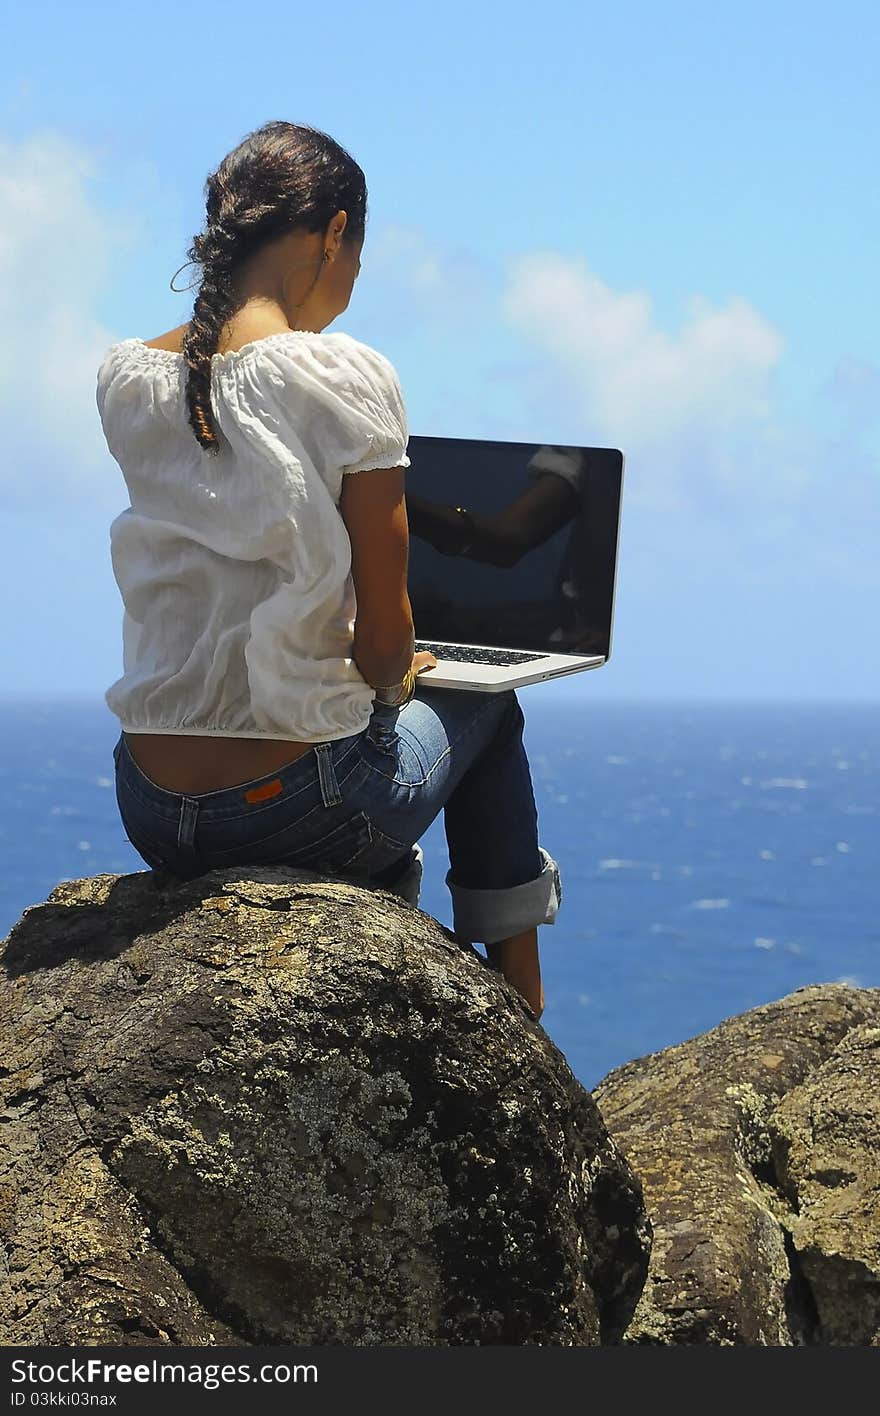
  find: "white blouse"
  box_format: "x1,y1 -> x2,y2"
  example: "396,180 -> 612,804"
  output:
96,330 -> 411,742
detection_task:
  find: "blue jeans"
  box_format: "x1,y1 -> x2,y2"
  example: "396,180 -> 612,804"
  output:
112,686 -> 562,946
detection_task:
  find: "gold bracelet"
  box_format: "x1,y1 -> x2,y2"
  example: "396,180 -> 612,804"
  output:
374,665 -> 416,707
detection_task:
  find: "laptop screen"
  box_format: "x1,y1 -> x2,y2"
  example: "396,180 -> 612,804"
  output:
404,437 -> 624,660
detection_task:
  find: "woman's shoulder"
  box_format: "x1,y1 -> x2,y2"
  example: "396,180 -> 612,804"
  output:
300,328 -> 402,383
255,328 -> 406,409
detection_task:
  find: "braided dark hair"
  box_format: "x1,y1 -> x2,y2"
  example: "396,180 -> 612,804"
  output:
176,121 -> 367,455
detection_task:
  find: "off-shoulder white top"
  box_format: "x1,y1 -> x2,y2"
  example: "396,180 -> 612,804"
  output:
96,330 -> 411,742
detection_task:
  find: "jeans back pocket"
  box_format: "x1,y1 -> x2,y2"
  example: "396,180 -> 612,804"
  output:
196,805 -> 374,873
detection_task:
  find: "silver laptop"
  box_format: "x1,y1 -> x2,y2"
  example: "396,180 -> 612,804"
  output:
405,437 -> 624,692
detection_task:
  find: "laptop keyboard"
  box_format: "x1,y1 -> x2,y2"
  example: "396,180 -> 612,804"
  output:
414,640 -> 550,666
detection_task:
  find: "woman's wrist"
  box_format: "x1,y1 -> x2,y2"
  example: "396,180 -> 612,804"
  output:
374,665 -> 416,707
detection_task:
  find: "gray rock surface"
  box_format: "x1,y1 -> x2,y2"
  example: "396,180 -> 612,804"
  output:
593,984 -> 880,1345
0,865 -> 650,1347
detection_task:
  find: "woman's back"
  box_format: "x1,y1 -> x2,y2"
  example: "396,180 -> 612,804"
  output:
97,313 -> 411,791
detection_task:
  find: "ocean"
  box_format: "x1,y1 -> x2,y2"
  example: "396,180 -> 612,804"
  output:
1,698 -> 876,1092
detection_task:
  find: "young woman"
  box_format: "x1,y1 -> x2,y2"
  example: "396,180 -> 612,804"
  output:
98,121 -> 562,1019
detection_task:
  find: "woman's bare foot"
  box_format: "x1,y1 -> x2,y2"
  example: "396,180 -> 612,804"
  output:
485,927 -> 544,1019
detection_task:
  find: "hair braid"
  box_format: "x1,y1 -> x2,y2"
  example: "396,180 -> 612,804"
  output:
181,224 -> 239,453
174,122 -> 368,456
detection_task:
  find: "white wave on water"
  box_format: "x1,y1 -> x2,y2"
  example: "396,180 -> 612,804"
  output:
606,755 -> 629,765
96,776 -> 113,788
759,849 -> 775,859
691,898 -> 731,909
598,859 -> 664,877
754,937 -> 776,950
759,778 -> 809,790
649,923 -> 689,941
49,805 -> 79,816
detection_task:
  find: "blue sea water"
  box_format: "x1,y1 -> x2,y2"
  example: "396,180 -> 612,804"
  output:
1,699 -> 876,1092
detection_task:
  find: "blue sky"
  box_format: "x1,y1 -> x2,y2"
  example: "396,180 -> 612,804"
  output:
1,0 -> 877,706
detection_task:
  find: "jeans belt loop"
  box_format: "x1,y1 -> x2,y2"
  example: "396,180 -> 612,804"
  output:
177,795 -> 201,858
314,742 -> 343,807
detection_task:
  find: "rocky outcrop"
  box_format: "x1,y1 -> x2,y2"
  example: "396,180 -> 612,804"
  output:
0,865 -> 650,1347
768,1021 -> 880,1345
594,984 -> 880,1345
6,862 -> 878,1348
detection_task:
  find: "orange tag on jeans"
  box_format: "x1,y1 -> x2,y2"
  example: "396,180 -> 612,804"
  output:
244,777 -> 283,804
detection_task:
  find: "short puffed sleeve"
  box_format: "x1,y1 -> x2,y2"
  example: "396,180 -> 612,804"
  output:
331,336 -> 411,475
251,331 -> 411,482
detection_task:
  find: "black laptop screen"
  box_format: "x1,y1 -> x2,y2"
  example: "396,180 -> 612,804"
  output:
404,436 -> 623,659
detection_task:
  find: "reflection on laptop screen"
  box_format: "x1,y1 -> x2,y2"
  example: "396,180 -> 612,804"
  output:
405,437 -> 623,660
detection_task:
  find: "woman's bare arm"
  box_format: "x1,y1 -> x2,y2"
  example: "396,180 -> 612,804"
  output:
340,465 -> 415,687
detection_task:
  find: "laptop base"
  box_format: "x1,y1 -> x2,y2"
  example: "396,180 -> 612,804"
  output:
413,641 -> 605,692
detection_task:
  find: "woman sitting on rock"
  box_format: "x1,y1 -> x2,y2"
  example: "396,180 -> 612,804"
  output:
98,120 -> 562,1020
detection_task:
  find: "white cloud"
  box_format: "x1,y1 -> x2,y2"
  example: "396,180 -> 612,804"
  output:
503,252 -> 784,434
0,128 -> 143,503
499,249 -> 798,512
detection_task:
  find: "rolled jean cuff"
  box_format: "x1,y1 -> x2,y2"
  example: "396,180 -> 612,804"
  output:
446,846 -> 563,946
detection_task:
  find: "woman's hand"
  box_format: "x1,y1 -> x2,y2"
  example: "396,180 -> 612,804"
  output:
412,650 -> 438,676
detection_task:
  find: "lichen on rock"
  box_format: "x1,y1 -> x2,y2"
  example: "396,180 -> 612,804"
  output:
594,983 -> 880,1345
0,864 -> 650,1347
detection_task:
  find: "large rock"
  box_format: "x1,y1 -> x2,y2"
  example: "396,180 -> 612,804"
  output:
593,984 -> 880,1345
0,865 -> 650,1347
768,1022 -> 880,1345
